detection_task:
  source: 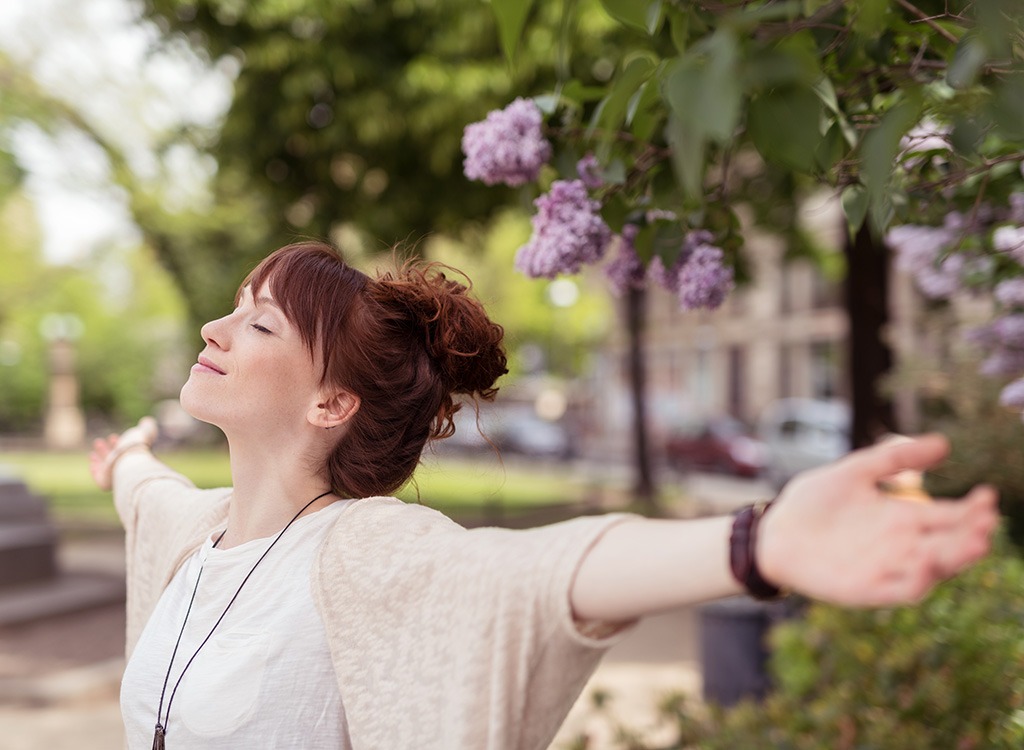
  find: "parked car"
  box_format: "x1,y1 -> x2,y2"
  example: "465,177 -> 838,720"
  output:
664,416 -> 768,478
758,398 -> 851,489
491,409 -> 574,459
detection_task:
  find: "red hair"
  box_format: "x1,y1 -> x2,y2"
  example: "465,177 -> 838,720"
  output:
240,241 -> 507,498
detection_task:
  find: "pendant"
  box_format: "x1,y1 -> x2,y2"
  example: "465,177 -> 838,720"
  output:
152,723 -> 166,750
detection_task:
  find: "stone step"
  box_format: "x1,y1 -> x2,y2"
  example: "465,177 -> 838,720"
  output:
0,572 -> 125,628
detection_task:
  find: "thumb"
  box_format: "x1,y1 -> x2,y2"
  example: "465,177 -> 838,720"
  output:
841,433 -> 950,481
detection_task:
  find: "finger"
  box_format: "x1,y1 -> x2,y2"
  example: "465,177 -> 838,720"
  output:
843,433 -> 950,480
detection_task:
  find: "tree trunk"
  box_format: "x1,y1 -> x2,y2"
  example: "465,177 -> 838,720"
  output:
625,286 -> 658,511
843,223 -> 897,449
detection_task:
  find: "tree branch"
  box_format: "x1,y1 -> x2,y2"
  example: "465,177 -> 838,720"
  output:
895,0 -> 961,45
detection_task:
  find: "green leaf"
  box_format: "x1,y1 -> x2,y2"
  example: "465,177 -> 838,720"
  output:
841,184 -> 869,234
600,193 -> 631,233
559,79 -> 607,105
627,78 -> 664,142
947,35 -> 988,90
852,0 -> 889,37
491,0 -> 538,64
532,94 -> 559,115
861,91 -> 924,230
812,78 -> 840,115
663,30 -> 742,143
950,116 -> 984,156
815,121 -> 846,171
987,76 -> 1024,140
602,158 -> 627,186
600,0 -> 662,34
748,86 -> 823,172
668,6 -> 689,53
666,113 -> 705,200
632,224 -> 657,263
591,54 -> 657,137
725,0 -> 801,28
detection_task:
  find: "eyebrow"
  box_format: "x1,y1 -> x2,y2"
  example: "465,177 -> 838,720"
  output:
255,295 -> 283,311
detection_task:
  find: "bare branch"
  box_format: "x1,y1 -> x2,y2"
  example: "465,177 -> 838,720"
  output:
895,0 -> 961,45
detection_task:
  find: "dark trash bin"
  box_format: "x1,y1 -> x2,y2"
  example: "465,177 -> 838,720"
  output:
699,595 -> 796,707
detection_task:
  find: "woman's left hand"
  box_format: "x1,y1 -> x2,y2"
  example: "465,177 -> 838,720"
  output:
88,417 -> 158,491
758,433 -> 1000,607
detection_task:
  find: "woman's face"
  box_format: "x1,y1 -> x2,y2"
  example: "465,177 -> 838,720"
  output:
179,282 -> 324,436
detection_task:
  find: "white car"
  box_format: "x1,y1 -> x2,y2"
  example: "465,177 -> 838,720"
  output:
758,398 -> 851,489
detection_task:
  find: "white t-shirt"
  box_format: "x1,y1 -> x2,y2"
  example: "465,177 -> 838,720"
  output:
121,500 -> 354,749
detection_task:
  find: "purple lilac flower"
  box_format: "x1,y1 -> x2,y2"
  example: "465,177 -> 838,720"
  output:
993,314 -> 1024,348
604,225 -> 646,296
1000,377 -> 1024,409
676,243 -> 735,311
1010,193 -> 1024,225
996,278 -> 1024,308
646,209 -> 678,223
514,179 -> 611,279
994,225 -> 1024,265
964,323 -> 998,348
462,98 -> 552,187
915,254 -> 966,300
980,348 -> 1024,377
648,255 -> 681,291
887,225 -> 952,275
647,230 -> 714,288
576,153 -> 603,190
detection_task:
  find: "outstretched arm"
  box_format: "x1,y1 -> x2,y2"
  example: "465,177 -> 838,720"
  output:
570,434 -> 999,622
88,416 -> 159,491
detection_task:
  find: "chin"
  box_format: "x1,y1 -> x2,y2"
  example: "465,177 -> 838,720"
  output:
179,378 -> 221,427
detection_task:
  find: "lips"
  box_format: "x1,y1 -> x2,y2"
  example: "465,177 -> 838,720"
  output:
196,355 -> 226,375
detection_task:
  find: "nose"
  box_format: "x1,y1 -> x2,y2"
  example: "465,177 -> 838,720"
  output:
200,312 -> 232,351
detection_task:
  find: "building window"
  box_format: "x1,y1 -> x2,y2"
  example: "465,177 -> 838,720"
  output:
779,343 -> 793,399
728,345 -> 745,417
810,340 -> 839,399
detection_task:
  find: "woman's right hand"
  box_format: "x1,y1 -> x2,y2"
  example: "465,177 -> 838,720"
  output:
89,417 -> 158,491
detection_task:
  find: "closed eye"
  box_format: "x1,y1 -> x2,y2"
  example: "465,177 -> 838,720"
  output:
251,323 -> 273,334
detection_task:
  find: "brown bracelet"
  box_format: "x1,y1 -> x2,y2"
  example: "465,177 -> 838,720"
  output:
729,500 -> 784,600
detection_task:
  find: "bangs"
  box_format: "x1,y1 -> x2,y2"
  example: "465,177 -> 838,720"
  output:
239,242 -> 368,380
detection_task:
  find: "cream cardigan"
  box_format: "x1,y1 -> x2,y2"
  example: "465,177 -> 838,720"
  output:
113,450 -> 635,750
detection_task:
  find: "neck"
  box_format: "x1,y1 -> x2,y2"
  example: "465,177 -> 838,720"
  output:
218,430 -> 335,549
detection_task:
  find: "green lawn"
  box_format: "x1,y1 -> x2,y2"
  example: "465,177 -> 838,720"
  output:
0,448 -> 590,526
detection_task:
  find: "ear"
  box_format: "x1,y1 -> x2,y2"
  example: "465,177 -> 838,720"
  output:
307,390 -> 361,430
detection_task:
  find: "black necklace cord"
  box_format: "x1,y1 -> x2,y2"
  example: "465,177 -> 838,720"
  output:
153,490 -> 333,746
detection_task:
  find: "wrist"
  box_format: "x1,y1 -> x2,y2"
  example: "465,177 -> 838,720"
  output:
729,500 -> 785,600
107,440 -> 151,469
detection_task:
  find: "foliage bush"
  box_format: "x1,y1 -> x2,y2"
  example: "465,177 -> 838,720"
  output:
573,535 -> 1024,749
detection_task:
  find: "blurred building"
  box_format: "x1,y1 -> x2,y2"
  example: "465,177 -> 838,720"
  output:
582,200 -> 930,461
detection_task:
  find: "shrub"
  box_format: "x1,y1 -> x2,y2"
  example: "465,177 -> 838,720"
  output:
571,535 -> 1024,749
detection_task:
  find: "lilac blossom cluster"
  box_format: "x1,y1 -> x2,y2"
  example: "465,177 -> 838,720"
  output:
887,222 -> 965,300
885,194 -> 1024,417
514,180 -> 611,279
604,224 -> 646,295
576,153 -> 603,190
461,98 -> 552,187
463,101 -> 737,310
644,230 -> 734,311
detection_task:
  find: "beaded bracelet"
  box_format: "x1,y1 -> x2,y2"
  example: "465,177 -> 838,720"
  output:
729,499 -> 785,600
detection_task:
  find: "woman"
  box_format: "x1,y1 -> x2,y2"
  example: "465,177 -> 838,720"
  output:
91,241 -> 998,750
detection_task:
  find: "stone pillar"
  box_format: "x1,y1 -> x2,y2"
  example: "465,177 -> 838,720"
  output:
41,315 -> 86,449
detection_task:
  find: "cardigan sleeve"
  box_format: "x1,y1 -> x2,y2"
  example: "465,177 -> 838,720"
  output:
314,498 -> 639,750
112,449 -> 232,656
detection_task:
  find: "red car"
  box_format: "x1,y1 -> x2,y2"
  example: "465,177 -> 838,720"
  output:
664,416 -> 768,478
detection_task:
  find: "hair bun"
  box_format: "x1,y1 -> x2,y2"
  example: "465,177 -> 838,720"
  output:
372,261 -> 508,400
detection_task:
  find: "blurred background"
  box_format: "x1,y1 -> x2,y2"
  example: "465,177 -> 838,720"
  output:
2,0 -> 1024,748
